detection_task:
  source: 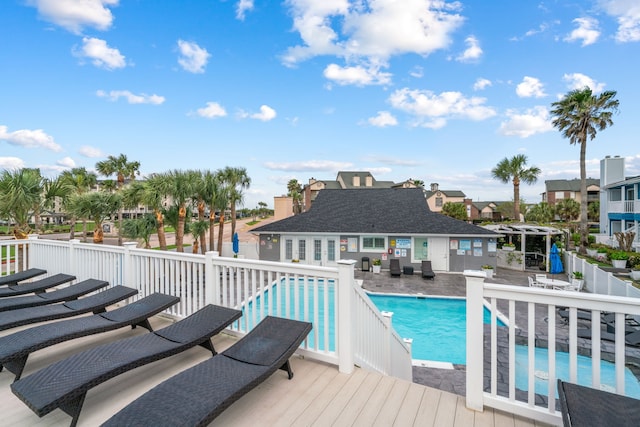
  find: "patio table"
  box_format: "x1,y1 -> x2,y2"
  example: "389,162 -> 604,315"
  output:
537,277 -> 572,290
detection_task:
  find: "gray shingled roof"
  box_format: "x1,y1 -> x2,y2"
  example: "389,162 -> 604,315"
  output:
545,178 -> 599,191
424,190 -> 467,198
253,188 -> 498,236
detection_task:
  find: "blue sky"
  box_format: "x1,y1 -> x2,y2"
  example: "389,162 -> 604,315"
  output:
1,0 -> 639,209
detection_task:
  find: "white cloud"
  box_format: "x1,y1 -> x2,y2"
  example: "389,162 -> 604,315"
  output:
29,0 -> 117,34
236,0 -> 254,20
79,145 -> 104,158
456,35 -> 482,62
516,76 -> 546,98
282,0 -> 464,66
0,125 -> 62,152
56,156 -> 76,168
388,88 -> 496,128
562,73 -> 606,93
177,40 -> 210,74
473,78 -> 492,91
564,17 -> 600,46
409,66 -> 424,78
75,37 -> 126,70
264,160 -> 353,172
250,105 -> 277,121
368,111 -> 398,127
0,157 -> 26,170
96,90 -> 165,104
498,106 -> 554,138
196,102 -> 227,119
323,63 -> 392,86
600,0 -> 640,42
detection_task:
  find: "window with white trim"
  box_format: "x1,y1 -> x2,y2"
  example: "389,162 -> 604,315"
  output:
362,236 -> 386,251
298,240 -> 306,260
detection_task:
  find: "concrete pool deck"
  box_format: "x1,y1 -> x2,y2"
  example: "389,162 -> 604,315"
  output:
354,266 -> 640,397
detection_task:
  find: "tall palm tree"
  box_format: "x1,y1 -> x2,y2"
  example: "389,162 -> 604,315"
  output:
221,166 -> 251,239
197,170 -> 229,255
287,179 -> 303,214
161,170 -> 197,253
550,87 -> 619,254
95,154 -> 141,245
124,175 -> 170,251
59,167 -> 97,240
491,155 -> 541,221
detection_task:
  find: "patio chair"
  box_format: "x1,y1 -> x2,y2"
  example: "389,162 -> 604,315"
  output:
558,379 -> 640,426
0,268 -> 46,287
535,274 -> 547,281
0,293 -> 180,381
11,304 -> 243,427
421,260 -> 435,279
0,273 -> 75,298
568,278 -> 584,292
390,259 -> 401,277
0,285 -> 138,332
101,316 -> 312,427
0,278 -> 108,312
528,276 -> 544,288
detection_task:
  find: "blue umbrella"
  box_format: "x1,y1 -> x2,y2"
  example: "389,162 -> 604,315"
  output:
550,243 -> 563,274
232,232 -> 239,256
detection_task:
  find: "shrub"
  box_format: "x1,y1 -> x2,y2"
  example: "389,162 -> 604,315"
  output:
481,264 -> 494,269
610,251 -> 630,261
572,271 -> 584,279
372,258 -> 381,266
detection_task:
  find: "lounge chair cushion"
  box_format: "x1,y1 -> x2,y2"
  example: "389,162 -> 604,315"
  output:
0,268 -> 47,287
102,316 -> 312,427
11,304 -> 242,425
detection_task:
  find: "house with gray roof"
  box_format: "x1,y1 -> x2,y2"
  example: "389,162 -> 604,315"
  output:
252,188 -> 500,272
424,183 -> 466,213
543,178 -> 600,221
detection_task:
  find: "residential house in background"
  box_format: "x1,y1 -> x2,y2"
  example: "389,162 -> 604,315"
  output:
542,178 -> 600,220
302,171 -> 404,211
599,155 -> 640,250
252,188 -> 500,272
464,199 -> 507,221
424,183 -> 466,213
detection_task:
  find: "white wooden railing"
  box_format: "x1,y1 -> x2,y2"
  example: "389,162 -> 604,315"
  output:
1,237 -> 412,380
466,272 -> 640,425
608,200 -> 640,214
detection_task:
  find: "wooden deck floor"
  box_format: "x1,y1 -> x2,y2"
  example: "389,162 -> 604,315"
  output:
0,314 -> 548,427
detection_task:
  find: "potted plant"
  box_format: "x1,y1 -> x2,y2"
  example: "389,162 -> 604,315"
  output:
610,251 -> 629,269
631,266 -> 640,281
596,247 -> 608,262
481,264 -> 494,279
586,245 -> 598,258
372,258 -> 382,274
572,271 -> 585,289
502,243 -> 516,252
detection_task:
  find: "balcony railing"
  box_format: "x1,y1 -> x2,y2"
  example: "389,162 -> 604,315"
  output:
1,236 -> 412,381
608,200 -> 640,214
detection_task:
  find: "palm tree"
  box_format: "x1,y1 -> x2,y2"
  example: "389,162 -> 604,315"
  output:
125,175 -> 170,251
221,167 -> 251,238
555,198 -> 580,222
491,155 -> 541,221
59,167 -> 97,240
550,87 -> 619,254
121,214 -> 157,249
160,170 -> 197,253
525,202 -> 554,223
189,219 -> 209,254
199,170 -> 229,254
0,168 -> 44,239
66,191 -> 121,244
95,154 -> 141,245
287,179 -> 303,214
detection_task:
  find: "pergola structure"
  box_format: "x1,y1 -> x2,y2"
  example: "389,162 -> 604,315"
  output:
482,224 -> 565,272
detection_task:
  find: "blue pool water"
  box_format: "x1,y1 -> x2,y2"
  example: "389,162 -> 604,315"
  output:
515,345 -> 640,398
367,294 -> 503,364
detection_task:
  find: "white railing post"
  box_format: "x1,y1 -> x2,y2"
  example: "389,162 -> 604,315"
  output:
205,251 -> 218,305
123,242 -> 137,288
27,234 -> 38,270
68,239 -> 80,277
337,259 -> 356,374
465,270 -> 486,411
382,311 -> 394,374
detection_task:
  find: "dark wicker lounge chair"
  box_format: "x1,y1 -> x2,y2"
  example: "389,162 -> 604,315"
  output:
102,316 -> 312,427
0,278 -> 108,313
0,268 -> 46,287
0,292 -> 180,381
0,273 -> 75,298
558,379 -> 640,426
0,285 -> 138,332
390,259 -> 401,277
421,260 -> 435,279
11,304 -> 242,426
